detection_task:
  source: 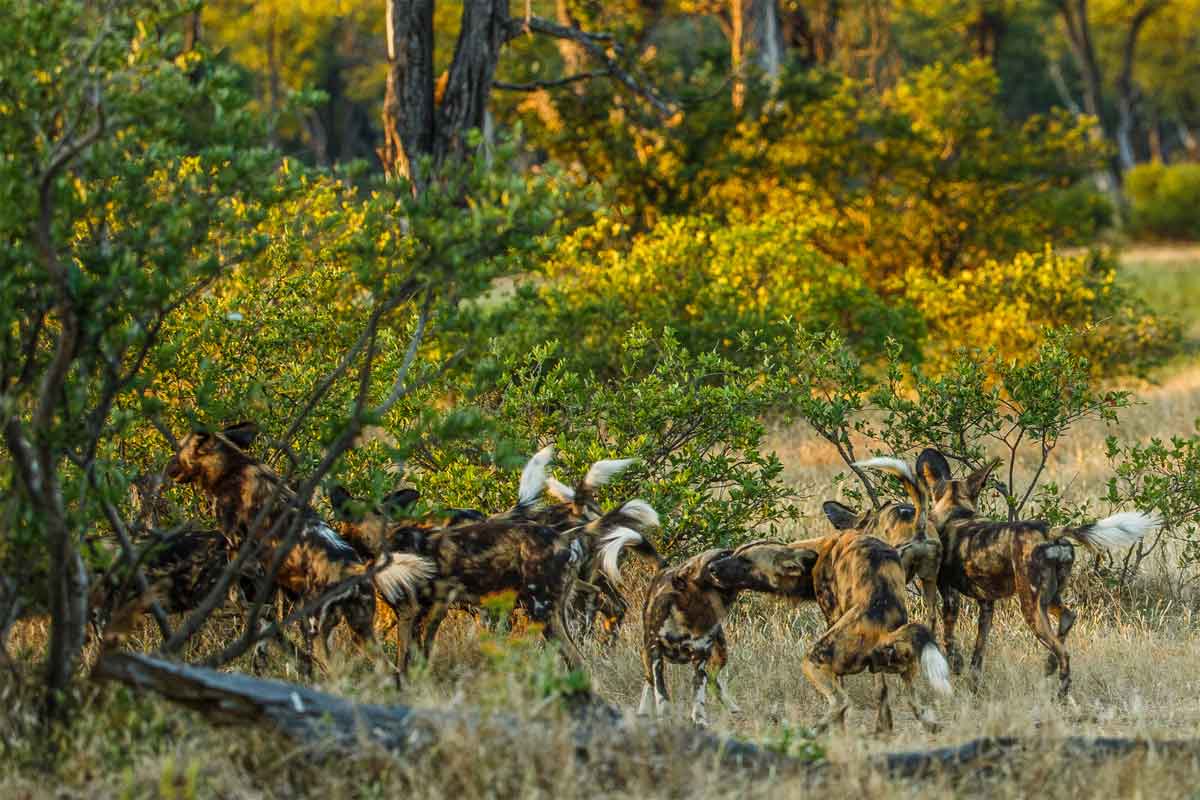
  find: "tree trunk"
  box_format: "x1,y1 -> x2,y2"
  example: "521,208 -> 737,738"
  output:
731,0 -> 784,111
381,0 -> 436,184
731,0 -> 746,111
434,0 -> 509,163
554,0 -> 588,81
1056,0 -> 1125,214
4,417 -> 90,721
1115,2 -> 1167,173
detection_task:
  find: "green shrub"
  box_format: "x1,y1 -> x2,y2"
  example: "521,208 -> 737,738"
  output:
1127,162 -> 1200,240
415,327 -> 804,558
493,209 -> 924,380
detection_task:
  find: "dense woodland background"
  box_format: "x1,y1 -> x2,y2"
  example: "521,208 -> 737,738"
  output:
4,1 -> 1200,796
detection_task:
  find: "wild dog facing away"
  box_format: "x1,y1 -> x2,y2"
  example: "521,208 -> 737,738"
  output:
164,423 -> 434,677
915,447 -> 1161,698
520,451 -> 666,641
639,541 -> 818,725
338,447 -> 664,674
790,529 -> 953,734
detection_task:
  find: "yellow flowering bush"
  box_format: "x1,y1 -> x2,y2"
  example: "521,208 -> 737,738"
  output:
904,247 -> 1179,374
518,207 -> 923,375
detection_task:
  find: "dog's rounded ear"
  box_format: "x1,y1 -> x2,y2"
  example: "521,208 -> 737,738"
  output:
822,500 -> 860,530
916,448 -> 951,488
222,421 -> 259,450
382,488 -> 420,514
966,458 -> 1001,501
778,549 -> 817,575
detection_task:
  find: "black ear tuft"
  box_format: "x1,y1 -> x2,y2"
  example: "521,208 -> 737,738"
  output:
382,488 -> 420,515
328,485 -> 354,516
222,421 -> 259,450
916,448 -> 951,487
822,500 -> 860,530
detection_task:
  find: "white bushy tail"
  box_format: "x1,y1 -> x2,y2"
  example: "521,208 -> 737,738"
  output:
373,553 -> 436,606
517,445 -> 556,508
853,456 -> 917,485
617,499 -> 660,529
584,458 -> 637,490
920,643 -> 953,697
1072,511 -> 1162,551
597,526 -> 644,587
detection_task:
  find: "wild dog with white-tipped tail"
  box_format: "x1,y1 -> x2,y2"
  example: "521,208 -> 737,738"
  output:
791,529 -> 953,735
639,542 -> 818,725
164,422 -> 436,679
519,455 -> 666,641
915,447 -> 1162,699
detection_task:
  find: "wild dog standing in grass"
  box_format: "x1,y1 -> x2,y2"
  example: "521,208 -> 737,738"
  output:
793,480 -> 953,734
639,542 -> 818,725
834,457 -> 946,636
342,447 -> 663,673
165,422 -> 434,676
915,447 -> 1161,699
391,501 -> 660,673
529,454 -> 666,641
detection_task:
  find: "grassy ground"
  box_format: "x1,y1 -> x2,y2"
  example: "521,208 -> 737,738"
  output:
4,245 -> 1200,798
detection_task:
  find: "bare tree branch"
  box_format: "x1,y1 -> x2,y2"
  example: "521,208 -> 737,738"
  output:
494,72 -> 607,91
513,16 -> 678,119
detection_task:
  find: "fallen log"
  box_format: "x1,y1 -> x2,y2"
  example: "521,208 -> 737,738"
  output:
92,649 -> 799,778
93,650 -> 1200,785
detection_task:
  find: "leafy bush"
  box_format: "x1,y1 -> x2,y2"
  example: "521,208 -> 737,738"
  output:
411,327 -> 803,558
1106,432 -> 1200,593
1126,162 -> 1200,241
782,327 -> 1128,524
494,209 -> 923,379
902,247 -> 1179,375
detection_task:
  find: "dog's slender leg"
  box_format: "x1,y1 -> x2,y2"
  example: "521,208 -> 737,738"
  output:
969,599 -> 995,689
902,671 -> 941,733
691,659 -> 709,726
940,584 -> 963,674
921,577 -> 939,639
637,682 -> 654,716
653,651 -> 670,716
873,673 -> 893,735
708,629 -> 741,715
1019,551 -> 1071,702
419,600 -> 449,665
802,656 -> 848,733
1045,558 -> 1077,677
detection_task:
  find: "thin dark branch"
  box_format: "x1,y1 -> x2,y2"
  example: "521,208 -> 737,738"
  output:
494,72 -> 606,91
513,16 -> 677,119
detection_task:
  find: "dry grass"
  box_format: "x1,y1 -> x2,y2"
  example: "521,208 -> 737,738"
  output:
8,372 -> 1200,798
5,244 -> 1200,797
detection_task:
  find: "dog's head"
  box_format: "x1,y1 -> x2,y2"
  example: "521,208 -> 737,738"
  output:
165,422 -> 258,488
823,499 -> 919,544
916,448 -> 999,527
699,542 -> 817,595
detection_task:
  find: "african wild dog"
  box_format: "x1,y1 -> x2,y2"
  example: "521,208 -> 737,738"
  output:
529,453 -> 666,640
164,422 -> 434,673
824,457 -> 945,635
333,447 -> 663,673
639,542 -> 818,725
390,498 -> 660,672
791,520 -> 953,734
915,447 -> 1160,698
